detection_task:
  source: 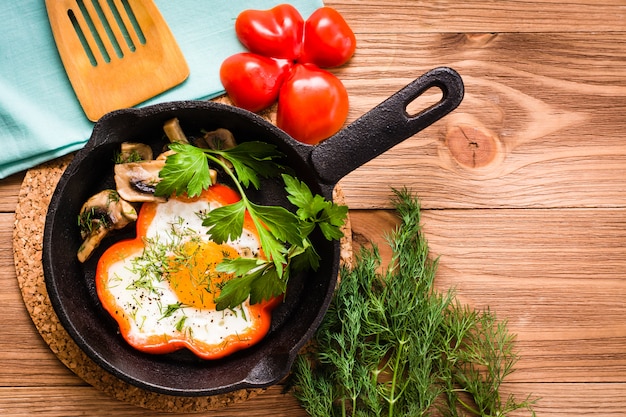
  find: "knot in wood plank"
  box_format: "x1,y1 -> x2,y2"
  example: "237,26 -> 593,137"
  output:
445,123 -> 499,168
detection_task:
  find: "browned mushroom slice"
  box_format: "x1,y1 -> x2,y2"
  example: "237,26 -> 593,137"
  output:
155,149 -> 176,160
114,159 -> 167,203
202,128 -> 237,169
163,117 -> 189,144
203,128 -> 237,150
118,142 -> 153,163
77,190 -> 137,262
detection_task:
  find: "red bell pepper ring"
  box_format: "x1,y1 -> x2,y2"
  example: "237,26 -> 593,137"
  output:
95,185 -> 280,360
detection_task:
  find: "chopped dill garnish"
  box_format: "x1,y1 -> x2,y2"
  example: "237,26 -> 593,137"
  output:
175,316 -> 188,332
126,277 -> 157,294
114,149 -> 144,164
161,302 -> 185,319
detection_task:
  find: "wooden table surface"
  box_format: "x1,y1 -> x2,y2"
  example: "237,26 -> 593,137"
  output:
2,0 -> 626,415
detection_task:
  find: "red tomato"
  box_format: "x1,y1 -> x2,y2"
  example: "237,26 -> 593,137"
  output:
220,53 -> 292,112
235,4 -> 304,60
300,7 -> 356,68
277,64 -> 349,145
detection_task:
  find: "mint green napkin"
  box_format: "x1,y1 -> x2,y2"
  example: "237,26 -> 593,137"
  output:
0,0 -> 323,179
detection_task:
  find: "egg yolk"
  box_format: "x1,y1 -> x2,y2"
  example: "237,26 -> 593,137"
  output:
166,240 -> 239,310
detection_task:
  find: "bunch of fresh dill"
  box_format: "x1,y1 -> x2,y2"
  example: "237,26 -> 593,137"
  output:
292,188 -> 537,416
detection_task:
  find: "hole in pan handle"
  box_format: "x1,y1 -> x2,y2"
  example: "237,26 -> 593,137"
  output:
309,67 -> 464,185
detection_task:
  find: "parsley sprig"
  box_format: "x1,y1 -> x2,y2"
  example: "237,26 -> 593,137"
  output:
155,141 -> 347,311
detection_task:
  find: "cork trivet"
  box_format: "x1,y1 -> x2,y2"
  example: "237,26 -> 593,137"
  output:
12,100 -> 352,413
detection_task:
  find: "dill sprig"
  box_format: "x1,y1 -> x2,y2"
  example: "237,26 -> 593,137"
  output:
292,188 -> 538,416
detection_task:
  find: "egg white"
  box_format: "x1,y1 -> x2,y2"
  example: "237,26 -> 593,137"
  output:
104,197 -> 262,348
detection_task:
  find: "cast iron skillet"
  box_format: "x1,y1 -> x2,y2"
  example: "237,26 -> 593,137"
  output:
43,67 -> 464,396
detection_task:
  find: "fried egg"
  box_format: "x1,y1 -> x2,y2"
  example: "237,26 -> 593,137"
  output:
95,184 -> 276,359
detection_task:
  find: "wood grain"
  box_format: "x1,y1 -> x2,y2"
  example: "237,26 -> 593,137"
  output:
2,0 -> 626,415
0,173 -> 23,213
45,0 -> 189,121
0,383 -> 624,416
334,31 -> 626,209
350,208 -> 626,383
330,0 -> 626,33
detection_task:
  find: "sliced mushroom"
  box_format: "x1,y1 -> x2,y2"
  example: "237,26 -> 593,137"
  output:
77,190 -> 137,263
155,149 -> 176,160
207,168 -> 218,185
203,128 -> 237,151
118,142 -> 153,163
114,159 -> 167,203
201,128 -> 237,169
163,117 -> 189,144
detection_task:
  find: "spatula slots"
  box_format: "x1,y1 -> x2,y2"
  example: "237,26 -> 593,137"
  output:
46,0 -> 189,121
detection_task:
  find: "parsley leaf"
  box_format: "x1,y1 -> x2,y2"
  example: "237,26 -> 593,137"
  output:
288,239 -> 321,274
216,257 -> 263,276
157,138 -> 348,311
249,266 -> 284,304
215,258 -> 286,309
247,201 -> 302,245
254,222 -> 288,273
155,143 -> 211,197
283,174 -> 348,241
213,269 -> 256,310
211,141 -> 285,189
201,200 -> 246,243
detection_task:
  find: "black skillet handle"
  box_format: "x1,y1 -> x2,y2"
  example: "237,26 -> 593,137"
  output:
309,67 -> 464,185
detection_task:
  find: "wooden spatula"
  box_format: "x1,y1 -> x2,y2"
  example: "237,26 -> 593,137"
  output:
45,0 -> 189,121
